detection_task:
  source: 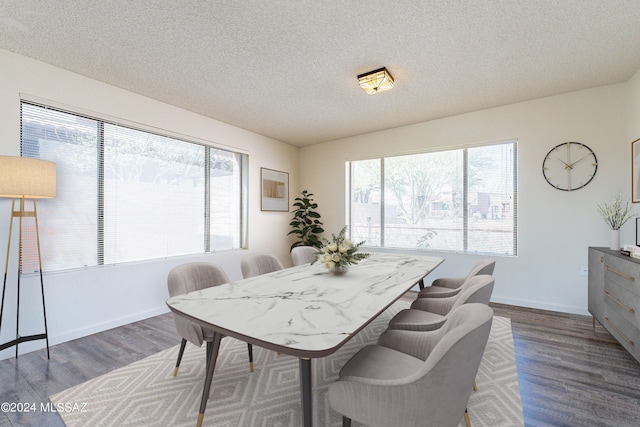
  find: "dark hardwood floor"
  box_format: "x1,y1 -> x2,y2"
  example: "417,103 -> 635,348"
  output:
0,314 -> 180,427
1,299 -> 639,427
490,302 -> 640,427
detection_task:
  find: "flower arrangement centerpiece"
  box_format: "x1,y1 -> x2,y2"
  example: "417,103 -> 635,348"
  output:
314,226 -> 369,275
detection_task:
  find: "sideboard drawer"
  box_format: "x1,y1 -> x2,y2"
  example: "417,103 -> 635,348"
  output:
603,280 -> 639,327
604,254 -> 640,297
603,306 -> 639,358
589,247 -> 640,363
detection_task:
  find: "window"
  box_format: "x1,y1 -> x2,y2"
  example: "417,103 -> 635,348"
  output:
20,101 -> 247,272
348,141 -> 517,256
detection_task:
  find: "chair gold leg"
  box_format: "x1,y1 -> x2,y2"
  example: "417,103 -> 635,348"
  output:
472,381 -> 477,392
250,361 -> 254,372
464,408 -> 471,427
197,413 -> 204,427
174,338 -> 187,377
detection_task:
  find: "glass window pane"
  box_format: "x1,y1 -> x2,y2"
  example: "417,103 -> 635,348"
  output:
102,125 -> 205,264
210,149 -> 242,250
384,150 -> 463,251
467,143 -> 516,255
350,159 -> 381,246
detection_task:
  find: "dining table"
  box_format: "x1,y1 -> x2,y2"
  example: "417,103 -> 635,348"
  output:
166,252 -> 444,427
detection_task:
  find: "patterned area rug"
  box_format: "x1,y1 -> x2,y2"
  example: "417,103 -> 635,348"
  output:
51,303 -> 523,426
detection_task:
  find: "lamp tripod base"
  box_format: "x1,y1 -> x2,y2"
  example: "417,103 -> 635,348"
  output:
0,333 -> 49,354
0,199 -> 50,359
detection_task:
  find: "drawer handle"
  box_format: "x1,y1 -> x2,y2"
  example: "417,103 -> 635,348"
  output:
604,265 -> 635,281
604,291 -> 636,313
604,317 -> 635,346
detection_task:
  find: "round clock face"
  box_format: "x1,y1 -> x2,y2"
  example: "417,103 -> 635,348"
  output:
542,142 -> 597,191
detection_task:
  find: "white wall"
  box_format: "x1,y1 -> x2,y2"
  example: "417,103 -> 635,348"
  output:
300,83 -> 632,315
0,49 -> 298,359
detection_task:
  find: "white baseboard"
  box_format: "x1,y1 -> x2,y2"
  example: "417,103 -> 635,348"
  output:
0,305 -> 170,361
491,296 -> 590,316
54,306 -> 171,344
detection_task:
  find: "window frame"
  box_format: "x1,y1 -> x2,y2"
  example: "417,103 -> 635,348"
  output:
347,140 -> 517,256
20,100 -> 248,273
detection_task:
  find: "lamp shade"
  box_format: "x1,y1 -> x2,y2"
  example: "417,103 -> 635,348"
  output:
0,155 -> 56,199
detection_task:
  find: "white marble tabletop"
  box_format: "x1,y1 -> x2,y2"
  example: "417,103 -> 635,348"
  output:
167,253 -> 443,358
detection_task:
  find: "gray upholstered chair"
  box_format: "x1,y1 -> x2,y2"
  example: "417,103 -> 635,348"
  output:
240,253 -> 284,278
167,262 -> 254,376
417,258 -> 495,298
388,274 -> 494,331
291,245 -> 319,266
329,303 -> 494,427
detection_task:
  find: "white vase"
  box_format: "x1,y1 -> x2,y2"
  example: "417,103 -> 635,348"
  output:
610,229 -> 620,251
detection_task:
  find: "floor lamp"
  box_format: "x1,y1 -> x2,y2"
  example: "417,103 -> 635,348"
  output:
0,155 -> 56,359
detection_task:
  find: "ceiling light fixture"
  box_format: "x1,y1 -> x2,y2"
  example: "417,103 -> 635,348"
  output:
357,67 -> 394,95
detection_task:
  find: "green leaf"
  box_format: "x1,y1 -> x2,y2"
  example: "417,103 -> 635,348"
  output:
289,190 -> 323,252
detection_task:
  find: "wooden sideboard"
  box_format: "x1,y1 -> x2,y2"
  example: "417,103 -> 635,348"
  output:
588,247 -> 640,363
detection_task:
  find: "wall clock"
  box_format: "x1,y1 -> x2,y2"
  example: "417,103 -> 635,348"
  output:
542,142 -> 597,191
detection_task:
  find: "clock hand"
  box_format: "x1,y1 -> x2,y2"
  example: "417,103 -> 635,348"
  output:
557,158 -> 572,170
566,153 -> 592,168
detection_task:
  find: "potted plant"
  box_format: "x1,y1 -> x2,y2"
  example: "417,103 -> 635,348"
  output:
597,193 -> 634,250
288,190 -> 324,250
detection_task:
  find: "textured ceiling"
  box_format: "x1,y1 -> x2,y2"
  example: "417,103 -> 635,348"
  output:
1,1 -> 640,146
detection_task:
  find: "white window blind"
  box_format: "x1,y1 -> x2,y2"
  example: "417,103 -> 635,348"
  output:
20,101 -> 246,272
21,104 -> 99,271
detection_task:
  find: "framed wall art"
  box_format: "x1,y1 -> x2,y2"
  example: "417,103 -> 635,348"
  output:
633,137 -> 640,203
261,167 -> 289,211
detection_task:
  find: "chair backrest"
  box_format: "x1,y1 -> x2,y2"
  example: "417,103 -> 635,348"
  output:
291,246 -> 319,266
411,274 -> 494,315
426,258 -> 495,292
167,262 -> 230,346
391,303 -> 492,365
451,274 -> 494,311
412,303 -> 493,426
167,262 -> 230,297
464,258 -> 496,280
332,304 -> 493,427
241,253 -> 284,278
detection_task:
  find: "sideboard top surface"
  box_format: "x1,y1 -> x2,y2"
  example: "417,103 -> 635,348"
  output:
589,246 -> 640,265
